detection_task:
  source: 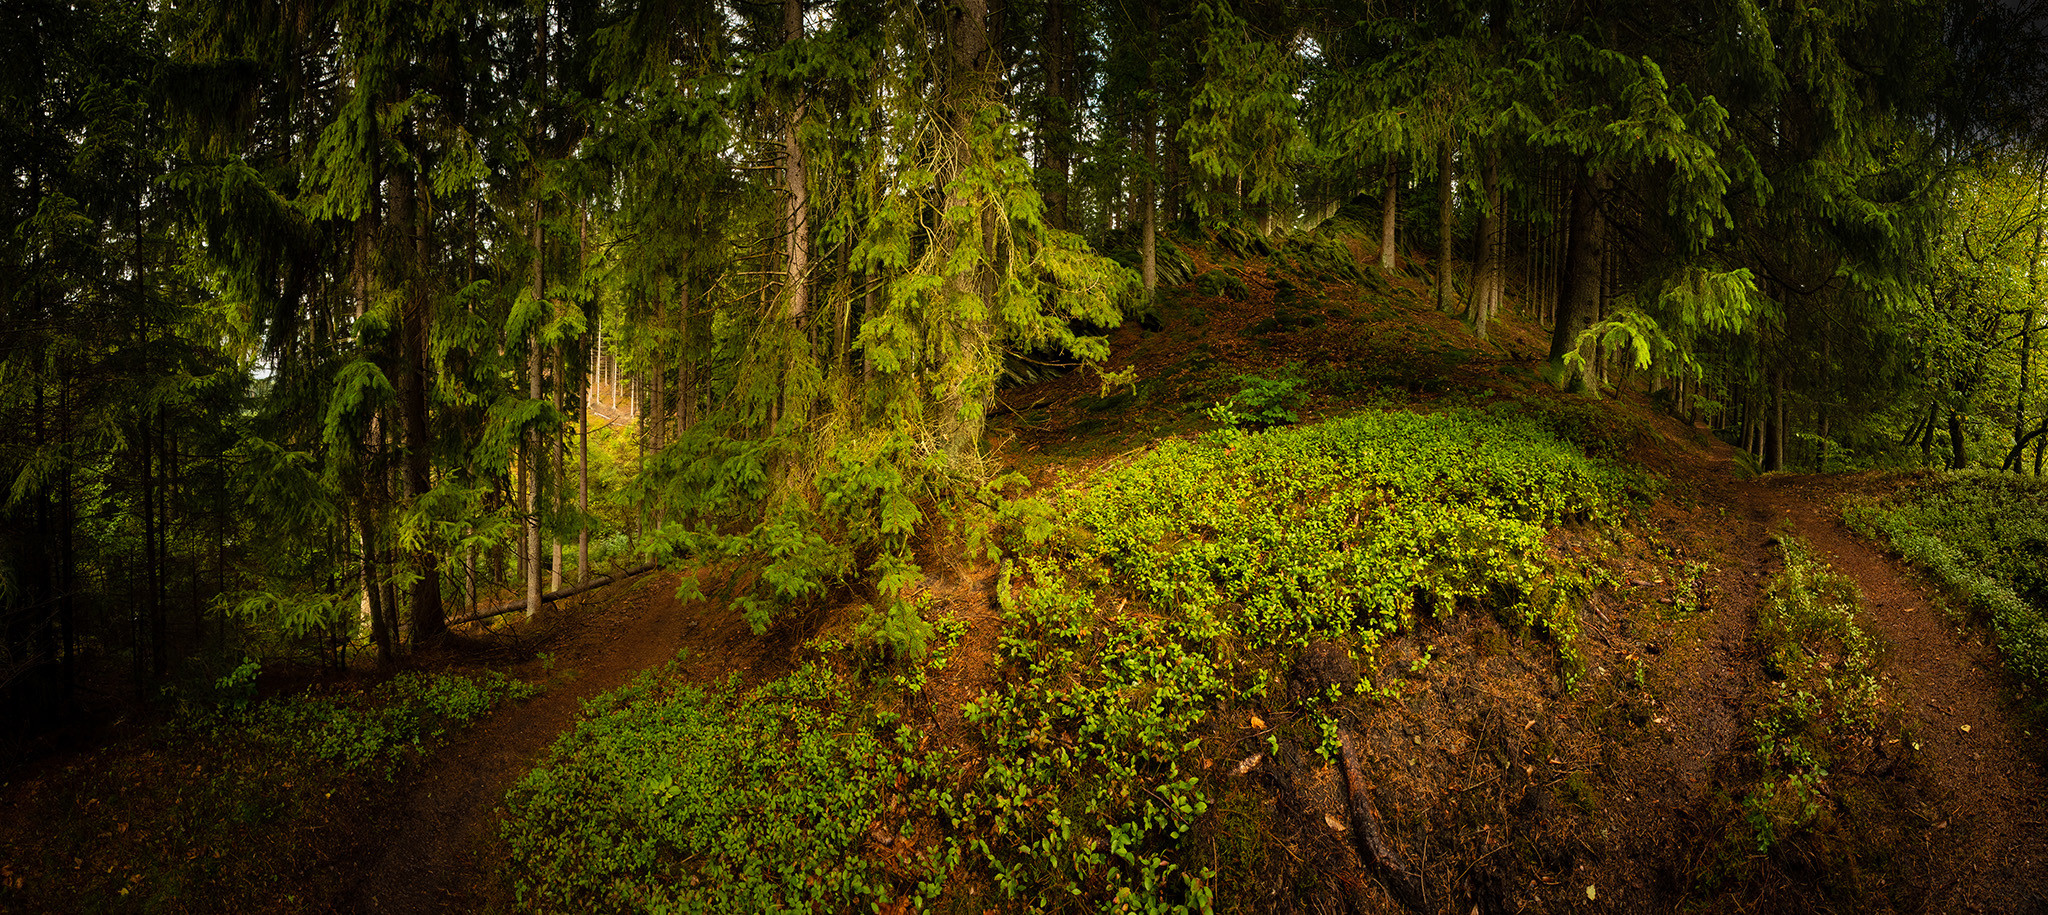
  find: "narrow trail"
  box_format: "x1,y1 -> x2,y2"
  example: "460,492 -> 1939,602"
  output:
1585,440 -> 1780,904
326,568 -> 805,914
1578,431 -> 2048,912
1762,475 -> 2048,912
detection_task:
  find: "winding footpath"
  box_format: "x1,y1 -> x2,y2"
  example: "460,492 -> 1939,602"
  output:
1763,475 -> 2048,913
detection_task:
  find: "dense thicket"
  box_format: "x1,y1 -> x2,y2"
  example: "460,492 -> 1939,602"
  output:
5,0 -> 2048,729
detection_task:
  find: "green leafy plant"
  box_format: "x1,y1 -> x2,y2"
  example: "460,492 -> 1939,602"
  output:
857,595 -> 937,663
1741,536 -> 1883,855
1205,367 -> 1308,432
501,663 -> 947,914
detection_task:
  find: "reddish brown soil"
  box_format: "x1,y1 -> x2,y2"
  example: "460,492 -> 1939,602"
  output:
1212,423 -> 2048,914
326,567 -> 812,913
10,245 -> 2048,913
1763,473 -> 2048,913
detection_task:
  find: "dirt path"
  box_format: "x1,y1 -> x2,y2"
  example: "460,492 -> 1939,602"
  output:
326,568 -> 806,914
1761,475 -> 2048,913
319,447 -> 2048,913
1562,430 -> 2048,912
1577,440 -> 1782,906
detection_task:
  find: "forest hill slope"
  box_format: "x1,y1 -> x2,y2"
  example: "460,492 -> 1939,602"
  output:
966,250 -> 2048,911
5,237 -> 2047,914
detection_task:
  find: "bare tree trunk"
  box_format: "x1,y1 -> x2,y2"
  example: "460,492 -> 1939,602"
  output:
579,272 -> 593,585
1949,409 -> 1967,470
1140,2 -> 1158,300
525,204 -> 544,620
1547,167 -> 1605,393
1378,156 -> 1398,271
390,167 -> 444,641
551,342 -> 563,593
1041,0 -> 1073,231
1765,368 -> 1785,472
782,0 -> 810,324
1435,137 -> 1456,313
1466,145 -> 1501,340
2018,189 -> 2041,461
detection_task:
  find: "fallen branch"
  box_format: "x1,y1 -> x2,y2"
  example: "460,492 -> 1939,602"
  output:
449,561 -> 663,627
1338,728 -> 1427,912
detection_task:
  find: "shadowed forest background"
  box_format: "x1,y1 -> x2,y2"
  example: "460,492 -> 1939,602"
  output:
6,0 -> 2048,912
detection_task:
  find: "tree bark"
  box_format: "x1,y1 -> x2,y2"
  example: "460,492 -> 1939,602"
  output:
1435,137 -> 1456,313
551,342 -> 564,594
1466,145 -> 1501,340
1547,167 -> 1605,392
525,203 -> 545,620
1041,0 -> 1072,232
579,290 -> 593,587
1140,0 -> 1159,298
1379,156 -> 1398,271
936,0 -> 999,461
1764,368 -> 1785,472
781,0 -> 809,323
391,167 -> 444,641
139,406 -> 167,681
1949,409 -> 1967,470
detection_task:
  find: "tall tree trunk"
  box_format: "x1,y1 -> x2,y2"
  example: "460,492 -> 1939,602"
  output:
1140,0 -> 1159,299
551,343 -> 564,593
525,204 -> 545,620
1466,145 -> 1501,340
58,374 -> 75,705
2018,203 -> 2041,460
579,227 -> 594,585
1379,156 -> 1398,271
781,0 -> 810,324
140,408 -> 165,681
1949,409 -> 1967,470
1547,167 -> 1605,392
1041,0 -> 1072,231
936,0 -> 999,461
391,168 -> 444,641
1435,137 -> 1456,313
1765,368 -> 1785,472
359,480 -> 392,664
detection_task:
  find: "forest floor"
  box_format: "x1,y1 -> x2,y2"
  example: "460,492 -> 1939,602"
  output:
303,408 -> 2048,912
6,245 -> 2047,912
326,565 -> 825,913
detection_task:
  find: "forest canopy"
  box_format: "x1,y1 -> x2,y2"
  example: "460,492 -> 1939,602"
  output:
5,0 -> 2048,721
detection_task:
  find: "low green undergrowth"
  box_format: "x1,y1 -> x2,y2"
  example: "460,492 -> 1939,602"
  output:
500,662 -> 950,915
1846,473 -> 2048,689
0,668 -> 537,912
497,407 -> 1644,913
954,565 -> 1230,912
1066,406 -> 1640,670
1743,536 -> 1884,856
932,407 -> 1639,908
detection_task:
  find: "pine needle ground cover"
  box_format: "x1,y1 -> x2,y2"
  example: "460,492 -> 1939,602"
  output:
500,406 -> 1644,912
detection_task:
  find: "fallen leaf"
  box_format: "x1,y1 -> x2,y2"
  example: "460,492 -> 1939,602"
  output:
1324,813 -> 1349,833
1961,725 -> 1972,733
1586,884 -> 1597,900
1249,714 -> 1266,729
